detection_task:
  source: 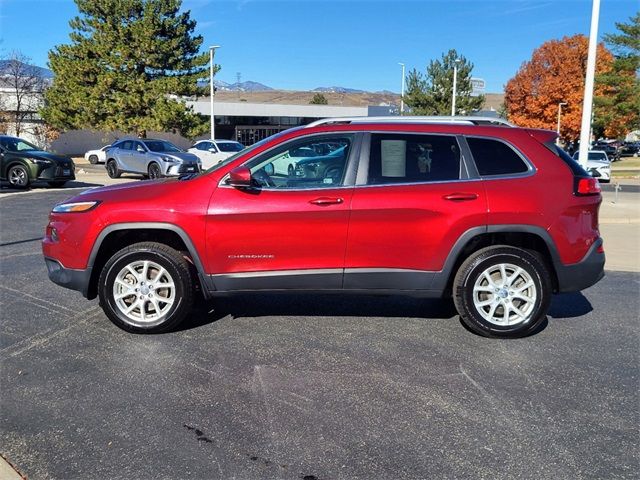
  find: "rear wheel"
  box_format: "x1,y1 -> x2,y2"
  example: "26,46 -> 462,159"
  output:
98,242 -> 194,333
8,164 -> 30,188
453,246 -> 551,338
148,162 -> 162,179
106,160 -> 121,178
88,155 -> 99,164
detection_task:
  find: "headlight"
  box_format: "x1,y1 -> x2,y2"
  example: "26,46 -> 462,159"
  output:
161,156 -> 178,163
27,158 -> 52,165
52,201 -> 101,213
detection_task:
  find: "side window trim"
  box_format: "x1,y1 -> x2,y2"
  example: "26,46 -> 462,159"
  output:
456,135 -> 479,180
465,135 -> 536,179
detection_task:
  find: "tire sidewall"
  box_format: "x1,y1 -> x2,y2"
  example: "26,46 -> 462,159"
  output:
99,248 -> 187,333
457,250 -> 550,337
89,155 -> 98,164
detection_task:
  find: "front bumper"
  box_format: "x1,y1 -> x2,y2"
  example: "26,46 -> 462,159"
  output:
44,257 -> 91,298
36,163 -> 76,181
165,163 -> 201,176
555,238 -> 605,293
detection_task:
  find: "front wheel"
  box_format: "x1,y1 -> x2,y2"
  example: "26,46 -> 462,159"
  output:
8,164 -> 30,188
98,242 -> 194,333
106,160 -> 121,178
453,246 -> 552,338
148,162 -> 162,179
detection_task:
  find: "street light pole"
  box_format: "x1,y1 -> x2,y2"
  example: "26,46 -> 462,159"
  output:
451,58 -> 461,117
557,102 -> 567,143
398,62 -> 405,115
209,45 -> 221,140
577,0 -> 600,167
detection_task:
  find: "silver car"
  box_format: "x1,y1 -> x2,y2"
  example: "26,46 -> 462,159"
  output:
105,139 -> 201,179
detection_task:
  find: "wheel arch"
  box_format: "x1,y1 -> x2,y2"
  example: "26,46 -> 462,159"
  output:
86,223 -> 209,300
437,225 -> 561,296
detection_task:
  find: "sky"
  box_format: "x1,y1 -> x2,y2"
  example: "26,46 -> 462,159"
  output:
0,0 -> 637,93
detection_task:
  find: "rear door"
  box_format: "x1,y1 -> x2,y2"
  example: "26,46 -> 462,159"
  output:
205,133 -> 360,290
344,132 -> 488,290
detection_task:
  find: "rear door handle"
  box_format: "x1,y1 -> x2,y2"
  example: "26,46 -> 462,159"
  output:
443,193 -> 478,201
309,197 -> 344,206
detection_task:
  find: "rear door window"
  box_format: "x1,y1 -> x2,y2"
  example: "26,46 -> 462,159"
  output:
366,133 -> 462,185
467,137 -> 529,176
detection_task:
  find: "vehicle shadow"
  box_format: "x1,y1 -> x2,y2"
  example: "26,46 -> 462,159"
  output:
178,293 -> 459,332
548,292 -> 593,319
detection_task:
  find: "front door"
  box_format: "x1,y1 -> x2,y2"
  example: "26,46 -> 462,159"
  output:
206,133 -> 358,291
344,132 -> 488,290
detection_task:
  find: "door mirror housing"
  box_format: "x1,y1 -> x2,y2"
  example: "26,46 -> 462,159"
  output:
136,146 -> 146,153
208,147 -> 218,153
227,166 -> 252,188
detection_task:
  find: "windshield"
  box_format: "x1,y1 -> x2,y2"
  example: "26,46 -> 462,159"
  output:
217,142 -> 244,153
0,137 -> 40,152
142,140 -> 182,153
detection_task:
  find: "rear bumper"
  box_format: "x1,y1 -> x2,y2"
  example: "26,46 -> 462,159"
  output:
555,238 -> 605,293
44,257 -> 91,298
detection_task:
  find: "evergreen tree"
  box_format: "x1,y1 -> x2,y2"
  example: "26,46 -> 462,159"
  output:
594,12 -> 640,138
403,49 -> 484,115
42,0 -> 212,138
309,93 -> 328,105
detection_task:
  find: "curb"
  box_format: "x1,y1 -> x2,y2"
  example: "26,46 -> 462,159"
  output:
0,455 -> 24,480
599,218 -> 640,225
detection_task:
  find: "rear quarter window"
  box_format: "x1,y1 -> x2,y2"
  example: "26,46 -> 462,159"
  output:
467,137 -> 529,176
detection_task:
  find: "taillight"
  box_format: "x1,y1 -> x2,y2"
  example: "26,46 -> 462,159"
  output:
596,243 -> 605,254
575,177 -> 601,196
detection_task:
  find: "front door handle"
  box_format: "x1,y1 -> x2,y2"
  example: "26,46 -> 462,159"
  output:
309,197 -> 344,206
443,193 -> 479,201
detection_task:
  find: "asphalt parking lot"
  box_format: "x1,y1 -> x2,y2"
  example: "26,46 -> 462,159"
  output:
1,186 -> 639,479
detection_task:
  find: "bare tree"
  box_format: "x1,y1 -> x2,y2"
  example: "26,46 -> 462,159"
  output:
0,51 -> 45,137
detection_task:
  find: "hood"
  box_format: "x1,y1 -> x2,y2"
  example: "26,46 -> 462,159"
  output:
16,150 -> 71,164
79,178 -> 176,197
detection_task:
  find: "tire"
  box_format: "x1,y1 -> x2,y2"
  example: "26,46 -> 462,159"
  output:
48,181 -> 67,188
148,162 -> 162,179
88,155 -> 99,164
452,246 -> 552,338
287,164 -> 295,176
7,164 -> 30,188
106,160 -> 121,179
98,242 -> 194,334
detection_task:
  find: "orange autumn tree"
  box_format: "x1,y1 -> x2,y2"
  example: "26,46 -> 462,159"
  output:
505,35 -> 613,142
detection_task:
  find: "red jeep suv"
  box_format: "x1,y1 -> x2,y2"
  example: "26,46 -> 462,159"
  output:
42,117 -> 605,338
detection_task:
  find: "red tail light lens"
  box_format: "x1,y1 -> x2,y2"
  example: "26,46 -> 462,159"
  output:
575,177 -> 601,196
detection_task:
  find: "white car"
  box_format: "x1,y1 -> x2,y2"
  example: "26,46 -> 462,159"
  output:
188,140 -> 244,169
572,150 -> 611,183
84,145 -> 111,164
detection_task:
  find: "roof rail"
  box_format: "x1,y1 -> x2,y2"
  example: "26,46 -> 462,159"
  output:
305,115 -> 513,128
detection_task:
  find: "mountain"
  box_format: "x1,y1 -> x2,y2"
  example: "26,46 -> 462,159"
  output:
198,79 -> 273,92
313,86 -> 366,94
0,60 -> 53,79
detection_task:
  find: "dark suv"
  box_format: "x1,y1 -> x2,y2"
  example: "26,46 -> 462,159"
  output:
42,117 -> 605,338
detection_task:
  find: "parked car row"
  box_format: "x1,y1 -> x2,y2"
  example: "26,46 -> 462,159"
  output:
86,138 -> 245,179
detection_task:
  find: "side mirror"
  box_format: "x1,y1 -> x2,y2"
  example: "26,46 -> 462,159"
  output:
227,166 -> 252,188
136,146 -> 145,153
208,147 -> 218,153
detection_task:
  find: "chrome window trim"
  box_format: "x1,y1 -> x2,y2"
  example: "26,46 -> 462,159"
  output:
465,135 -> 537,179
